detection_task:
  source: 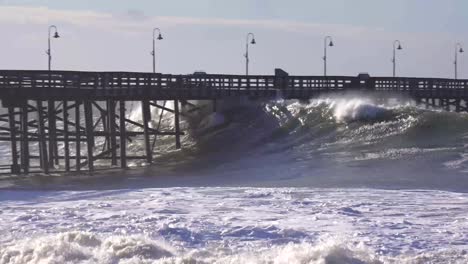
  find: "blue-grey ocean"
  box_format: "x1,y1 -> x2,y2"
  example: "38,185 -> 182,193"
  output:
1,95 -> 468,263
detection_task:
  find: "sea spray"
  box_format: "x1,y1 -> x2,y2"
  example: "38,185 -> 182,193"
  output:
331,98 -> 389,123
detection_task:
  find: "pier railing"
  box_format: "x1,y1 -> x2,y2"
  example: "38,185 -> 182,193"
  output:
0,70 -> 467,101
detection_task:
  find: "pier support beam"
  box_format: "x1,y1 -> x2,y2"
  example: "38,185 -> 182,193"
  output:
20,105 -> 29,173
48,100 -> 58,168
75,101 -> 81,172
108,100 -> 117,166
142,100 -> 152,164
101,103 -> 110,158
438,99 -> 444,108
84,101 -> 94,172
37,101 -> 49,174
8,107 -> 20,174
63,101 -> 70,172
174,100 -> 181,149
421,98 -> 429,109
119,100 -> 127,168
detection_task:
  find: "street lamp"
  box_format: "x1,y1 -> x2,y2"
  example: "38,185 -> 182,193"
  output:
454,43 -> 464,80
392,40 -> 403,77
245,33 -> 256,75
46,25 -> 60,71
151,28 -> 164,73
323,36 -> 334,76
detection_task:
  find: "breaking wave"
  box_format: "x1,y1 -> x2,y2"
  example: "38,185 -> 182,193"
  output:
86,93 -> 468,171
2,231 -> 467,264
161,93 -> 468,190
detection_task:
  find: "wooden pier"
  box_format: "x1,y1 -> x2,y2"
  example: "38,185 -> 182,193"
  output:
0,69 -> 467,174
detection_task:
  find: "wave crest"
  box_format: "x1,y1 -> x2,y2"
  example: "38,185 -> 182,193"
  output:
0,232 -> 174,264
3,232 -> 467,264
328,98 -> 392,123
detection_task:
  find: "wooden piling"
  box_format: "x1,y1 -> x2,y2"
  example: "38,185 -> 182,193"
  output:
47,100 -> 58,167
8,107 -> 20,174
108,100 -> 117,166
63,101 -> 70,172
142,100 -> 152,164
84,101 -> 94,172
75,101 -> 81,172
36,101 -> 49,174
20,105 -> 29,173
438,99 -> 444,108
151,101 -> 166,152
119,100 -> 127,168
456,99 -> 461,112
174,100 -> 181,149
102,102 -> 110,154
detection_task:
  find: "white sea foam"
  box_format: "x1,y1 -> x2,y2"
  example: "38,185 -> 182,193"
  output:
3,234 -> 468,264
0,232 -> 175,264
306,95 -> 415,123
330,98 -> 389,122
1,188 -> 467,264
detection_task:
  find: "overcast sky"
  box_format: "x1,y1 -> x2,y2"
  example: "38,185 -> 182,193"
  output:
0,0 -> 467,78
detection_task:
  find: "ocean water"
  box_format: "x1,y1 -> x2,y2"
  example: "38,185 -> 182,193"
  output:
1,94 -> 468,263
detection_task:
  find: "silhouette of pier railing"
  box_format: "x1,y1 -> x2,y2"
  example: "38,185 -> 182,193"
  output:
0,69 -> 467,175
0,70 -> 467,101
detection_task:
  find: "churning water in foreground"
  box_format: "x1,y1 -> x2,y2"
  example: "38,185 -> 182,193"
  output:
1,94 -> 468,263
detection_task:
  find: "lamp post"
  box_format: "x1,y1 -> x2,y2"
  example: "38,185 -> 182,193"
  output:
454,43 -> 464,80
392,40 -> 403,77
244,33 -> 256,75
323,36 -> 334,76
46,25 -> 60,71
151,28 -> 163,73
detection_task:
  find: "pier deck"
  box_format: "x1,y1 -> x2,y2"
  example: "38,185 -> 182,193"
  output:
0,70 -> 467,101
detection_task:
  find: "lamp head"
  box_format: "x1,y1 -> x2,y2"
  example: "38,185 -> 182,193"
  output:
329,40 -> 334,47
251,38 -> 256,45
397,44 -> 402,50
53,31 -> 60,38
460,47 -> 464,53
157,33 -> 163,40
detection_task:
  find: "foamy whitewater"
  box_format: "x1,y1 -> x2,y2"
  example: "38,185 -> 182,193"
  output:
1,94 -> 468,263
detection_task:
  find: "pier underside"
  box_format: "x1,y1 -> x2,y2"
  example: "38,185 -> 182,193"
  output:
0,99 -> 186,174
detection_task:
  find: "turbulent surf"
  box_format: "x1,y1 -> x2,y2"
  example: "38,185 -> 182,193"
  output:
1,94 -> 468,263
